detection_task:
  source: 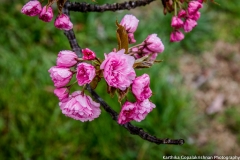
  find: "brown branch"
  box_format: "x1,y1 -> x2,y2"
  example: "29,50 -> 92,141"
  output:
62,0 -> 184,145
65,0 -> 156,12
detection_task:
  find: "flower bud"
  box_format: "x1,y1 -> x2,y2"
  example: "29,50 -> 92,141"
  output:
183,18 -> 197,32
120,14 -> 139,44
82,48 -> 96,60
120,14 -> 139,33
143,34 -> 164,54
170,30 -> 184,42
189,11 -> 201,21
54,14 -> 73,30
39,6 -> 53,22
178,9 -> 187,18
57,50 -> 78,67
128,33 -> 136,44
188,1 -> 203,15
48,66 -> 73,88
76,63 -> 96,86
54,88 -> 69,101
171,16 -> 184,29
21,0 -> 42,16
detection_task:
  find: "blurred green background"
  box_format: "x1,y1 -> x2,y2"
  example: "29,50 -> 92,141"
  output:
1,0 -> 240,159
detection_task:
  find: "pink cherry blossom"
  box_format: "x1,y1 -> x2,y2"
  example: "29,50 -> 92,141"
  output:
188,1 -> 203,15
189,11 -> 201,21
120,15 -> 139,44
178,9 -> 187,18
133,99 -> 155,122
54,88 -> 69,101
128,33 -> 136,44
132,74 -> 152,101
59,91 -> 101,122
100,49 -> 136,91
48,66 -> 73,88
170,30 -> 184,42
21,0 -> 42,16
183,18 -> 197,32
120,14 -> 139,33
57,50 -> 78,67
82,48 -> 96,60
142,34 -> 164,54
39,6 -> 53,22
118,101 -> 136,124
171,16 -> 184,29
76,63 -> 96,86
54,14 -> 73,30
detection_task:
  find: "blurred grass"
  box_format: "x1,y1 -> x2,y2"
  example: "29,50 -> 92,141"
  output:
0,0 -> 239,159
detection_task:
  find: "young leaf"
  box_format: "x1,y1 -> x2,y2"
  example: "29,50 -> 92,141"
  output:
116,20 -> 128,53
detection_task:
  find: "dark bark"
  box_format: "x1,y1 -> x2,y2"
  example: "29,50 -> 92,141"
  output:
65,0 -> 155,12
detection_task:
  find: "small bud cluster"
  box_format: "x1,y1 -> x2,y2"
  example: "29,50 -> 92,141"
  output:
169,0 -> 203,42
21,0 -> 73,30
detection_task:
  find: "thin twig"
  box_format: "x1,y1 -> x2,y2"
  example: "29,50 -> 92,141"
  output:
65,0 -> 155,12
62,0 -> 184,145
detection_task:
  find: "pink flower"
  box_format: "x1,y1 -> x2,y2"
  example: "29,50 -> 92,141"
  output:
54,14 -> 73,30
128,33 -> 136,44
100,49 -> 136,91
82,48 -> 96,60
171,16 -> 184,29
48,66 -> 73,88
133,99 -> 155,122
189,11 -> 201,21
183,18 -> 197,32
188,1 -> 203,15
120,14 -> 139,33
118,101 -> 136,124
132,74 -> 152,101
39,6 -> 53,22
57,50 -> 78,67
170,30 -> 184,42
76,63 -> 96,86
59,91 -> 101,122
143,34 -> 164,54
120,15 -> 139,44
21,0 -> 42,16
178,9 -> 187,18
54,88 -> 69,101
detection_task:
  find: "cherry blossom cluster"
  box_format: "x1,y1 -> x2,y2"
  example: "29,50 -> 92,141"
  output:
169,0 -> 204,42
21,0 -> 73,30
47,14 -> 164,124
48,49 -> 101,122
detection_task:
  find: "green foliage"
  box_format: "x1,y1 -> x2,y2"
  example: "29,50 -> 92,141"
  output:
1,0 -> 238,159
